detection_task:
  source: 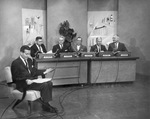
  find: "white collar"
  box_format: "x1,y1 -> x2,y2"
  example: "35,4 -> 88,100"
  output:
36,44 -> 40,49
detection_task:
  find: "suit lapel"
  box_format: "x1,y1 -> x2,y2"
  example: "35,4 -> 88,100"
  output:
18,57 -> 29,71
34,44 -> 39,51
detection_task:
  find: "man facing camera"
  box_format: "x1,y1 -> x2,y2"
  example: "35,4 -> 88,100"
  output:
108,35 -> 128,52
72,37 -> 87,52
90,37 -> 107,54
31,36 -> 47,58
52,36 -> 73,57
72,37 -> 87,57
11,45 -> 57,113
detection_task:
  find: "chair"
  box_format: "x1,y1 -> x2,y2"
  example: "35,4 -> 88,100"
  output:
4,66 -> 41,113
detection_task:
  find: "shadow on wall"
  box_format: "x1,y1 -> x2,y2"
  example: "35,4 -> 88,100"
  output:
0,46 -> 15,82
128,38 -> 150,76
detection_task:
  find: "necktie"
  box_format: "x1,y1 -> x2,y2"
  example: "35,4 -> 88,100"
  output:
24,60 -> 28,67
60,44 -> 63,49
115,43 -> 118,49
24,60 -> 30,73
97,45 -> 101,52
99,46 -> 101,52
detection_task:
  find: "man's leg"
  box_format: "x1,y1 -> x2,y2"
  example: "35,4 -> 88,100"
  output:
28,81 -> 52,102
27,81 -> 57,112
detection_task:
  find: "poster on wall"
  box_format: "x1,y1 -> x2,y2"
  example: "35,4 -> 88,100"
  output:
88,11 -> 117,50
22,8 -> 46,46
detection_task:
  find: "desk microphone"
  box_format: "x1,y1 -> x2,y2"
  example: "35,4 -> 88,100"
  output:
54,49 -> 60,58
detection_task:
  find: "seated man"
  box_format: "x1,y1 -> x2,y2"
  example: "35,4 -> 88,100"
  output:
108,35 -> 128,52
52,36 -> 73,57
11,45 -> 57,113
90,37 -> 107,56
72,37 -> 87,57
31,36 -> 47,58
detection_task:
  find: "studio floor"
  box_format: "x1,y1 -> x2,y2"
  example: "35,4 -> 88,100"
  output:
0,74 -> 150,119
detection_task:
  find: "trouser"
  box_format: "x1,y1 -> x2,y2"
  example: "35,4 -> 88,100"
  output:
27,81 -> 53,102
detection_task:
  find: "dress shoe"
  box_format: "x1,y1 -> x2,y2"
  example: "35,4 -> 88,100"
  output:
42,104 -> 58,113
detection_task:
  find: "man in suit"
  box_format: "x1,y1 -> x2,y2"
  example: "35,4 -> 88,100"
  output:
11,45 -> 57,113
30,36 -> 47,58
52,36 -> 73,57
90,37 -> 107,56
72,37 -> 87,57
72,37 -> 87,52
108,35 -> 128,52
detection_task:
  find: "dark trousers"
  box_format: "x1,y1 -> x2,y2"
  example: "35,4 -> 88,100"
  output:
27,81 -> 53,102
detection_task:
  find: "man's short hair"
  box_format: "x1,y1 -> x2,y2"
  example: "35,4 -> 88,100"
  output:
113,34 -> 119,38
36,36 -> 42,41
96,37 -> 102,42
20,45 -> 30,53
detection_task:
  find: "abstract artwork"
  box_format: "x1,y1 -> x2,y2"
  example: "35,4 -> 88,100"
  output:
22,8 -> 46,46
88,11 -> 117,50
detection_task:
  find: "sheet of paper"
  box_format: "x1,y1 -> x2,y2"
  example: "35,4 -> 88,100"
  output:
32,78 -> 52,83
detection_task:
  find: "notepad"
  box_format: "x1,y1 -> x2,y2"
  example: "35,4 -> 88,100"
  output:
32,78 -> 52,83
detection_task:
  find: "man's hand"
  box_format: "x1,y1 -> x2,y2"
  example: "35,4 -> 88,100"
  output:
28,55 -> 33,60
26,79 -> 33,85
44,68 -> 55,75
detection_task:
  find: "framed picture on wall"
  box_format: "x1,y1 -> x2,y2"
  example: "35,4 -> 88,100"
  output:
22,8 -> 46,47
88,11 -> 117,50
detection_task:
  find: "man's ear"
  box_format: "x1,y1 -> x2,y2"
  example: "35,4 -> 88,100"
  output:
20,52 -> 24,56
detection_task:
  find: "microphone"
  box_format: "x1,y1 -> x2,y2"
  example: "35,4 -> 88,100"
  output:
54,49 -> 60,58
55,49 -> 59,53
35,51 -> 41,58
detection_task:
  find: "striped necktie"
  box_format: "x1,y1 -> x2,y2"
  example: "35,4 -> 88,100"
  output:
24,60 -> 30,73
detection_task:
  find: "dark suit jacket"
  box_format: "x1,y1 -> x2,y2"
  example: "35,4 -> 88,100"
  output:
108,42 -> 127,52
90,44 -> 107,52
11,57 -> 45,91
72,44 -> 87,52
31,44 -> 47,58
52,43 -> 74,57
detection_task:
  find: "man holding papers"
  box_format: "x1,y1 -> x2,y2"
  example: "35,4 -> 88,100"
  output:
11,45 -> 57,113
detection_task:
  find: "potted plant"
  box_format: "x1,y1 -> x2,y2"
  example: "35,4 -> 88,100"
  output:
59,20 -> 77,50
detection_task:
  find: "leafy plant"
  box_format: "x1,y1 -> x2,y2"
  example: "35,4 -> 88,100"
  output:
59,20 -> 77,43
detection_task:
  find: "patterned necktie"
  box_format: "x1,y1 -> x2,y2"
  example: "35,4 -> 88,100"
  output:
24,60 -> 30,73
99,46 -> 101,52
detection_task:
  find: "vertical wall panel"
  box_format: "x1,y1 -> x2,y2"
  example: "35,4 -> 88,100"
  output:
47,0 -> 87,50
118,0 -> 150,75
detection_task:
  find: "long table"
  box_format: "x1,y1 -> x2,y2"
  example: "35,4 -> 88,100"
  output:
36,58 -> 88,85
36,57 -> 138,85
